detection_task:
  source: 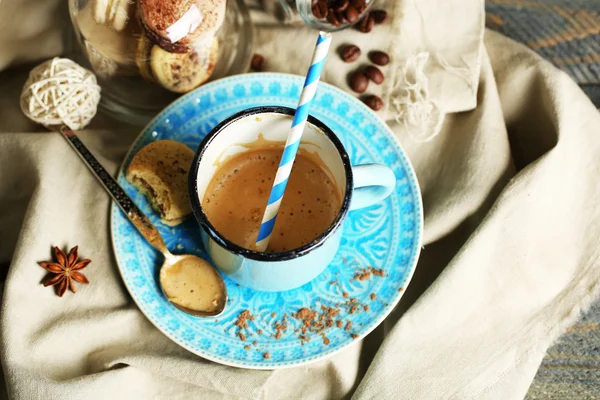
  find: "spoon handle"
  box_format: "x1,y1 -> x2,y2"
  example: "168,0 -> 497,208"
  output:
59,125 -> 169,254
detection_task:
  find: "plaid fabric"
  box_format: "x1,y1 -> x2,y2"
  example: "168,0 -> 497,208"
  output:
486,0 -> 600,85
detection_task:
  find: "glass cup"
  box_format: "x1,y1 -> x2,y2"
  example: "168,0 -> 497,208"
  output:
68,0 -> 253,125
188,107 -> 396,292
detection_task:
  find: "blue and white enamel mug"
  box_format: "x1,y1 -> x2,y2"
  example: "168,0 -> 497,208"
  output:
189,106 -> 396,292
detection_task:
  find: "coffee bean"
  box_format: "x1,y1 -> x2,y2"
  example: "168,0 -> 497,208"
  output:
336,10 -> 349,24
364,65 -> 384,84
340,44 -> 361,62
333,0 -> 349,12
344,6 -> 359,23
349,70 -> 369,93
326,11 -> 341,26
358,14 -> 374,33
370,9 -> 388,24
350,0 -> 366,12
369,50 -> 390,66
312,5 -> 322,18
364,95 -> 383,111
312,0 -> 328,19
251,54 -> 265,71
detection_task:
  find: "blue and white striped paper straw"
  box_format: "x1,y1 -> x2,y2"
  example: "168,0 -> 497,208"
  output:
255,31 -> 332,252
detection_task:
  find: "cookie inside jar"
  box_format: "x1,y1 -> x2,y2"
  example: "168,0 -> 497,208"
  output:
71,0 -> 251,122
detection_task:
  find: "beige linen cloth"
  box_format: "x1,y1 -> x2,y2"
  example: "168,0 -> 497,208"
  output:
1,0 -> 600,399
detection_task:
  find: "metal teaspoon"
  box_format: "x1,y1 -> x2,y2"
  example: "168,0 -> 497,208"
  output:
57,125 -> 227,317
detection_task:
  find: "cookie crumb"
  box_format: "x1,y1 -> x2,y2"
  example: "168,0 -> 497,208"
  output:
263,352 -> 270,359
274,316 -> 288,340
353,269 -> 371,281
321,305 -> 339,318
235,272 -> 382,349
299,334 -> 310,345
244,345 -> 251,350
296,308 -> 317,334
235,310 -> 254,329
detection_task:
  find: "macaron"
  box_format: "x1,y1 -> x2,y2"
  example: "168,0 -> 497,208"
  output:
78,1 -> 139,77
93,0 -> 134,32
137,0 -> 226,53
136,35 -> 219,93
135,35 -> 156,83
150,38 -> 219,93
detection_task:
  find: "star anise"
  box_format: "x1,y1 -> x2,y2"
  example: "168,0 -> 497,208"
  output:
39,246 -> 91,297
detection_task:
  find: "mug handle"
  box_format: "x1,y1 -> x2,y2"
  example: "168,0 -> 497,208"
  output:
349,164 -> 396,211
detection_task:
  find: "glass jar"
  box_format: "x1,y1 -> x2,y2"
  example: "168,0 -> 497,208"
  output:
276,0 -> 375,31
68,0 -> 253,125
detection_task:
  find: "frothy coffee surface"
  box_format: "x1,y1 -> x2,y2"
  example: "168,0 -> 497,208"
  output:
202,148 -> 342,252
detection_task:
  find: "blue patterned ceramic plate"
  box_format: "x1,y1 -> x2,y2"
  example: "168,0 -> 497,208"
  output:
110,73 -> 423,369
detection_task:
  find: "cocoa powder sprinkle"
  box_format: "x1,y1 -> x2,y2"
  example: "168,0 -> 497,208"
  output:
263,352 -> 270,359
238,333 -> 246,341
336,320 -> 343,328
370,293 -> 377,300
244,345 -> 251,350
345,321 -> 352,331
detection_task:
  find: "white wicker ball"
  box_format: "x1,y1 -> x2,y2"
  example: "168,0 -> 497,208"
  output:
20,58 -> 101,130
